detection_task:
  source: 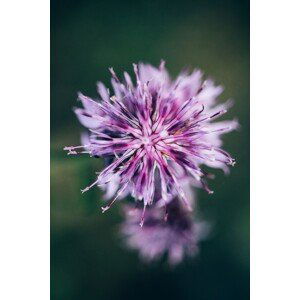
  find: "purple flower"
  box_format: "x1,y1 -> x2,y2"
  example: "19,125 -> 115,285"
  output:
121,198 -> 210,265
64,61 -> 237,216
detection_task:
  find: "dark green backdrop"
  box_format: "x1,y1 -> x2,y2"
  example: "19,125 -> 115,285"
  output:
51,0 -> 249,299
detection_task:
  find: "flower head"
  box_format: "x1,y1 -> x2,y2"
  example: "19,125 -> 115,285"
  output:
121,198 -> 210,265
64,61 -> 237,216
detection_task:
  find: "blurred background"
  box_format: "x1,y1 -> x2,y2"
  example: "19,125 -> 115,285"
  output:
51,0 -> 249,299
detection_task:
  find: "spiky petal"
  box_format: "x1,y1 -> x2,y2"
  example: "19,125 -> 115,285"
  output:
64,61 -> 237,211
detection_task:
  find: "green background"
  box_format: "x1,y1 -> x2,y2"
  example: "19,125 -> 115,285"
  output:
51,0 -> 249,299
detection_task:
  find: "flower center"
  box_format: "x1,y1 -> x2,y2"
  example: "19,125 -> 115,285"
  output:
139,129 -> 169,148
141,136 -> 152,146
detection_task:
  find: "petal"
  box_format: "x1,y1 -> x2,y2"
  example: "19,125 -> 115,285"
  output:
74,108 -> 101,129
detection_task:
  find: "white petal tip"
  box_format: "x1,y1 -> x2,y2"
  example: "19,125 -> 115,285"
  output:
101,206 -> 109,213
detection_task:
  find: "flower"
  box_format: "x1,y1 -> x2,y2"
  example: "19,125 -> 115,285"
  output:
121,198 -> 210,265
64,61 -> 237,217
